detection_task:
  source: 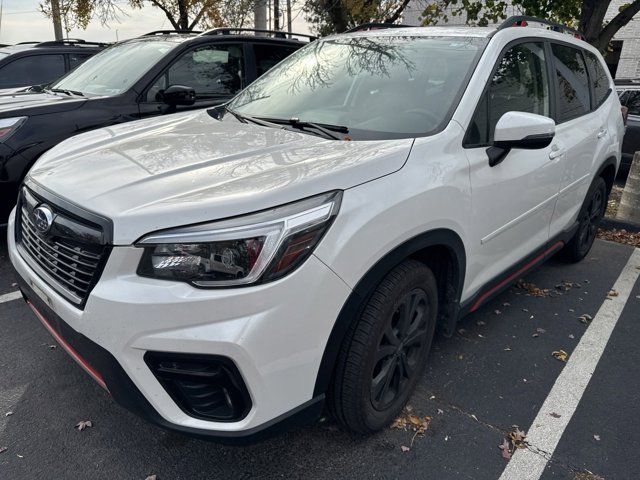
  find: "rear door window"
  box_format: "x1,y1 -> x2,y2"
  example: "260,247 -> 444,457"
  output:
551,43 -> 590,122
466,42 -> 550,146
68,53 -> 94,71
0,54 -> 65,87
146,44 -> 244,102
253,43 -> 298,76
584,50 -> 610,109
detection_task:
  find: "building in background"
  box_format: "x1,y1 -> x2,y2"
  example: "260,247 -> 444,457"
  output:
403,0 -> 640,78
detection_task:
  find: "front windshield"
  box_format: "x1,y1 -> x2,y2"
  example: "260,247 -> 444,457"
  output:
52,40 -> 179,96
228,35 -> 487,140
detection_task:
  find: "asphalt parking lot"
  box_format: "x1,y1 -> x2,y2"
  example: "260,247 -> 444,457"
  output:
0,237 -> 639,480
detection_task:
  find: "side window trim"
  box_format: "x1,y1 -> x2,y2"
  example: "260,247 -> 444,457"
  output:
462,37 -> 553,149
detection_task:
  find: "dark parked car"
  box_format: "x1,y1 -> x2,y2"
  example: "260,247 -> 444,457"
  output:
616,79 -> 640,174
0,28 -> 313,225
0,39 -> 108,90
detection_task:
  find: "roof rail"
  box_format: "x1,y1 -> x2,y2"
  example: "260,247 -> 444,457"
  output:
200,27 -> 316,42
143,30 -> 202,36
35,39 -> 110,48
497,15 -> 585,40
344,23 -> 413,33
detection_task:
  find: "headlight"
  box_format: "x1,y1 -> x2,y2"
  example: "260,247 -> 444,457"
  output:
0,117 -> 27,142
136,191 -> 342,287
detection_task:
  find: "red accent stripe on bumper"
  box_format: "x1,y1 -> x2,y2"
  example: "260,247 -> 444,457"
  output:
469,241 -> 565,313
27,301 -> 109,392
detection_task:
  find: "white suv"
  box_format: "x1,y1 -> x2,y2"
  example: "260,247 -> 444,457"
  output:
7,17 -> 623,441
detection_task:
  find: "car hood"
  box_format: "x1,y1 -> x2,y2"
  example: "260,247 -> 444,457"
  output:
29,109 -> 414,244
0,90 -> 85,116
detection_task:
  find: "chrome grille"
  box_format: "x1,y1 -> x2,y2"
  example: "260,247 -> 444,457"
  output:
16,187 -> 109,307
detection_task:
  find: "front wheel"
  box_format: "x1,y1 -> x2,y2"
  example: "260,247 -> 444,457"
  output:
561,176 -> 607,263
329,260 -> 438,434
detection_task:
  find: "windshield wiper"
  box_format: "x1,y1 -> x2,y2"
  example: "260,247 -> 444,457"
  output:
224,106 -> 285,130
48,87 -> 85,97
260,117 -> 348,141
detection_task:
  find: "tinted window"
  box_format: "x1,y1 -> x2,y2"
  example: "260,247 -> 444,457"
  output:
552,44 -> 590,122
68,53 -> 93,70
147,44 -> 244,102
253,43 -> 298,76
467,42 -> 550,146
0,54 -> 65,87
230,36 -> 487,140
584,50 -> 610,108
624,90 -> 640,116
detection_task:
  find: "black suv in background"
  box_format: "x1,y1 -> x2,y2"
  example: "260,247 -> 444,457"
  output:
0,39 -> 108,89
616,79 -> 640,175
0,28 -> 312,225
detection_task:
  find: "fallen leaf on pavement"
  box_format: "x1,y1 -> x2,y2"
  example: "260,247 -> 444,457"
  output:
5,411 -> 13,417
549,412 -> 561,418
400,445 -> 410,452
477,321 -> 486,326
552,350 -> 569,362
498,438 -> 512,459
0,447 -> 7,454
509,428 -> 527,448
75,420 -> 93,431
145,476 -> 157,480
578,314 -> 592,324
516,280 -> 550,297
494,309 -> 502,315
392,410 -> 431,437
593,434 -> 600,441
607,289 -> 619,298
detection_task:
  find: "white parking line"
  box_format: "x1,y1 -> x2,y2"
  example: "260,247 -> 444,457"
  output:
500,248 -> 640,480
0,290 -> 22,304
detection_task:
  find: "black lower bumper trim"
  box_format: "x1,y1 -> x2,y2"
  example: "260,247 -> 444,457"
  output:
13,270 -> 324,444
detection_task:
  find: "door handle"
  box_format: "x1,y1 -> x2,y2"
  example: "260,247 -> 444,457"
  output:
549,145 -> 565,160
597,128 -> 608,139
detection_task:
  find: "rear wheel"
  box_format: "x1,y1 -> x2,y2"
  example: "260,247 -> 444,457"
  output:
329,260 -> 438,434
561,176 -> 607,263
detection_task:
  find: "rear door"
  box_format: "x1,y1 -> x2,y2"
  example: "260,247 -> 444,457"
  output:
137,42 -> 247,118
463,41 -> 563,295
548,43 -> 602,237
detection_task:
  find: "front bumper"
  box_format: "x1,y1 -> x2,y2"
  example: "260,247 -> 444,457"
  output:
7,209 -> 351,441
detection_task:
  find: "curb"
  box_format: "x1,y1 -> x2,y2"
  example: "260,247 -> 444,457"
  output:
600,217 -> 640,233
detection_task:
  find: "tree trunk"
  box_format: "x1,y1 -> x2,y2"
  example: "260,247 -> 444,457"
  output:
326,0 -> 349,33
274,0 -> 280,30
177,0 -> 189,30
617,152 -> 640,224
580,0 -> 610,44
590,0 -> 640,52
50,0 -> 64,40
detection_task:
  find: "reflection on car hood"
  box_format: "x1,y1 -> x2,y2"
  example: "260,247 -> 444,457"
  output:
0,90 -> 85,115
29,109 -> 414,244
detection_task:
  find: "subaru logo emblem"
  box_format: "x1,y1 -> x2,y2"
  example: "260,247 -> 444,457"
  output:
33,206 -> 54,234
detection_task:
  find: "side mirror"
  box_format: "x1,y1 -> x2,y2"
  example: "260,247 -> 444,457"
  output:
158,84 -> 196,106
488,111 -> 556,167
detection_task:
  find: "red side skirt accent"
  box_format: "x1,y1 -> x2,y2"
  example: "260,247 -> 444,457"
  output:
469,241 -> 565,313
27,301 -> 109,392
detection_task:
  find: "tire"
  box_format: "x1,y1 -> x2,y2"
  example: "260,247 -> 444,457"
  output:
560,176 -> 607,263
329,260 -> 438,434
